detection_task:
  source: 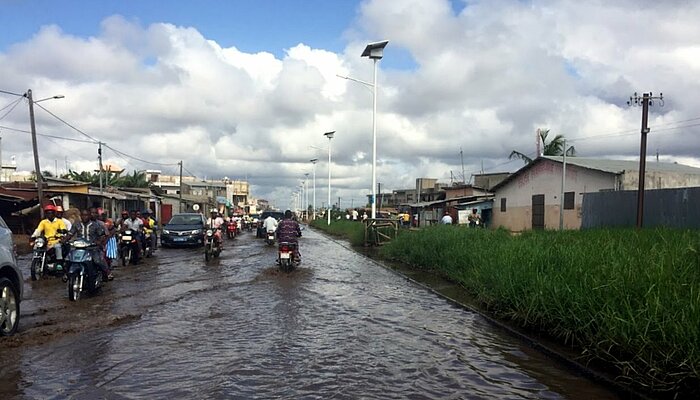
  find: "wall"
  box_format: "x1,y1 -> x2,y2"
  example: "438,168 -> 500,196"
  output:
621,170 -> 700,190
492,159 -> 617,231
581,186 -> 700,228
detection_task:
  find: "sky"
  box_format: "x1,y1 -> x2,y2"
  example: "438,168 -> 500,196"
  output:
1,0 -> 700,209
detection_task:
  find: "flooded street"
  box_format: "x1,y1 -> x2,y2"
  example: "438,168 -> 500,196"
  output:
0,228 -> 620,399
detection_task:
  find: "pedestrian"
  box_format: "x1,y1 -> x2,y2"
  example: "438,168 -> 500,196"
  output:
440,210 -> 453,225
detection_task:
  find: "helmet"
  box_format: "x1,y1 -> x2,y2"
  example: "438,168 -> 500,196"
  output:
44,204 -> 57,212
55,205 -> 64,212
210,209 -> 218,214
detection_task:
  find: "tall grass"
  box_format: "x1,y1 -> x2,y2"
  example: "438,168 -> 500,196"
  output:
310,219 -> 365,246
381,226 -> 700,395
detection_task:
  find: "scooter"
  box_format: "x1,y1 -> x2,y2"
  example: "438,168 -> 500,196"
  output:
119,229 -> 140,266
277,242 -> 297,272
204,228 -> 222,262
30,233 -> 68,280
226,222 -> 236,239
142,231 -> 155,258
265,230 -> 276,246
66,239 -> 103,301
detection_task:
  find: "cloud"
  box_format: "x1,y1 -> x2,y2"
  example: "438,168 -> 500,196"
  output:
2,0 -> 700,208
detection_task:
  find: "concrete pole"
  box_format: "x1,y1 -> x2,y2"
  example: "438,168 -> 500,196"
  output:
636,94 -> 650,228
27,89 -> 45,218
559,139 -> 567,231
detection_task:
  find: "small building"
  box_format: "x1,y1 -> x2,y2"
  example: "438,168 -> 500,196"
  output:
491,156 -> 700,231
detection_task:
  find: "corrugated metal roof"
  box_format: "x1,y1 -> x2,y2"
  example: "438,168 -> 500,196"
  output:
542,156 -> 700,174
493,156 -> 700,192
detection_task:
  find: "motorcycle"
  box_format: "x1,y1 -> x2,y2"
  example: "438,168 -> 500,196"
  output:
30,233 -> 68,281
142,231 -> 155,258
119,229 -> 140,266
265,230 -> 276,246
226,222 -> 236,239
204,228 -> 222,262
277,242 -> 298,272
66,239 -> 103,301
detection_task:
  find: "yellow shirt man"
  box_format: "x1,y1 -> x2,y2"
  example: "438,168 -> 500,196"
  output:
33,218 -> 67,247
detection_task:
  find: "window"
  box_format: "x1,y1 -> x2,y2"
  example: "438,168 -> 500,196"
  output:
564,191 -> 575,210
500,197 -> 507,212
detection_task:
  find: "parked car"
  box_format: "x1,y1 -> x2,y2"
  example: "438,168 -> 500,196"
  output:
256,211 -> 285,238
161,213 -> 207,247
0,216 -> 22,336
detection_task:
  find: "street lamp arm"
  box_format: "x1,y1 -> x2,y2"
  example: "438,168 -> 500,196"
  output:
34,95 -> 65,103
336,74 -> 374,88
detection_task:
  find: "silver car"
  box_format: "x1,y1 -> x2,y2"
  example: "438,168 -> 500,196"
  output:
0,216 -> 21,336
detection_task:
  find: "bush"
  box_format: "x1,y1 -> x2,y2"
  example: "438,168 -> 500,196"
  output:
310,219 -> 365,246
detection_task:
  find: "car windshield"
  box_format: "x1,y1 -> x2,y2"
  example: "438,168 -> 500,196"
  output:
168,215 -> 202,225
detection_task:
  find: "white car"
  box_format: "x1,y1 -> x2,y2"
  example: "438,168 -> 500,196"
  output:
0,216 -> 21,336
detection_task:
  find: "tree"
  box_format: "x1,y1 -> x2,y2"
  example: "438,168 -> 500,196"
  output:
509,129 -> 576,164
116,170 -> 149,188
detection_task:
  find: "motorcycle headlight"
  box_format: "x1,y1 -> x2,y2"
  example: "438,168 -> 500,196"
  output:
192,229 -> 201,235
162,229 -> 170,235
206,229 -> 213,236
34,238 -> 45,248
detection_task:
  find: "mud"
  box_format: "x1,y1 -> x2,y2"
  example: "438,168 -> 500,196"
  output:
0,229 -> 622,399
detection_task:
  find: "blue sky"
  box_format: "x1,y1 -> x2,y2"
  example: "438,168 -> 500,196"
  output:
0,0 -> 419,68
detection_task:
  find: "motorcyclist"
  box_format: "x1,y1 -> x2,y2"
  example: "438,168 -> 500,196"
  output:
63,209 -> 113,281
263,214 -> 278,235
276,210 -> 302,263
122,210 -> 145,261
142,209 -> 157,250
115,210 -> 129,228
31,204 -> 67,270
206,209 -> 224,248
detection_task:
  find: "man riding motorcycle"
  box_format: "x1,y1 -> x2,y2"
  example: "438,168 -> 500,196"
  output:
206,209 -> 224,248
141,209 -> 157,250
276,210 -> 302,262
56,205 -> 72,231
31,204 -> 67,270
63,209 -> 113,281
122,210 -> 145,262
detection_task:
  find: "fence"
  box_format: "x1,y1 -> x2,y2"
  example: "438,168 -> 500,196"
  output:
581,186 -> 700,229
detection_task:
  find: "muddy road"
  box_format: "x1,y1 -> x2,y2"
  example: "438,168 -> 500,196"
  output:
0,228 -> 620,399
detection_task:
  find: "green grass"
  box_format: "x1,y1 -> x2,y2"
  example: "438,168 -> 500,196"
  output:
310,219 -> 365,246
381,226 -> 700,395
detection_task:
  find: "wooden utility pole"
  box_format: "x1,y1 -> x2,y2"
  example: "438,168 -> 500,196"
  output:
26,89 -> 44,218
628,92 -> 663,228
98,142 -> 104,193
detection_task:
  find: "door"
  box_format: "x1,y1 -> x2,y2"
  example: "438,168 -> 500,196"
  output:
532,194 -> 545,229
161,204 -> 173,225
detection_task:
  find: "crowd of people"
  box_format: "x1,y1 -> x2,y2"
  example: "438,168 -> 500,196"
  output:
30,204 -> 159,282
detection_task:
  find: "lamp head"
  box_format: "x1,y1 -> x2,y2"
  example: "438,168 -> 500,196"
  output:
310,158 -> 318,163
361,40 -> 389,60
324,131 -> 335,139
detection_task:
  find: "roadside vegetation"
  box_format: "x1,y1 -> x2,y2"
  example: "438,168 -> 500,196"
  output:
380,226 -> 700,396
310,219 -> 365,246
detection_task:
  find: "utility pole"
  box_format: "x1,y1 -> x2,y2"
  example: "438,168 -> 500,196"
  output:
377,182 -> 382,211
178,160 -> 183,212
536,128 -> 541,158
26,89 -> 45,218
559,139 -> 567,231
310,158 -> 318,220
98,141 -> 104,194
460,147 -> 465,183
338,196 -> 341,210
628,92 -> 664,228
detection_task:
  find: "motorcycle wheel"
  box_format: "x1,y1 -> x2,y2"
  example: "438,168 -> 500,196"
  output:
121,252 -> 127,267
0,278 -> 20,336
68,275 -> 82,301
204,248 -> 211,262
30,259 -> 42,281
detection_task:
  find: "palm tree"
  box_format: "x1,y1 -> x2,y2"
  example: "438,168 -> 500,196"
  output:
509,129 -> 576,164
116,170 -> 149,188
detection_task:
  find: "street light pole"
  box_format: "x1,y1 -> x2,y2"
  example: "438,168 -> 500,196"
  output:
310,159 -> 318,220
324,131 -> 335,225
361,40 -> 388,220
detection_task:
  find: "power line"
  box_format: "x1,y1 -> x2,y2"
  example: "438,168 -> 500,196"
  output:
0,97 -> 22,121
0,89 -> 23,97
0,124 -> 96,143
33,102 -> 99,143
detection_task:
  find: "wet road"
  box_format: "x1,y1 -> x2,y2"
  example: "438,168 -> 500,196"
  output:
0,228 -> 620,399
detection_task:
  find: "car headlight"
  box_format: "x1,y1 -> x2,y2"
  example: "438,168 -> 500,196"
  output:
162,229 -> 170,235
192,229 -> 201,235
